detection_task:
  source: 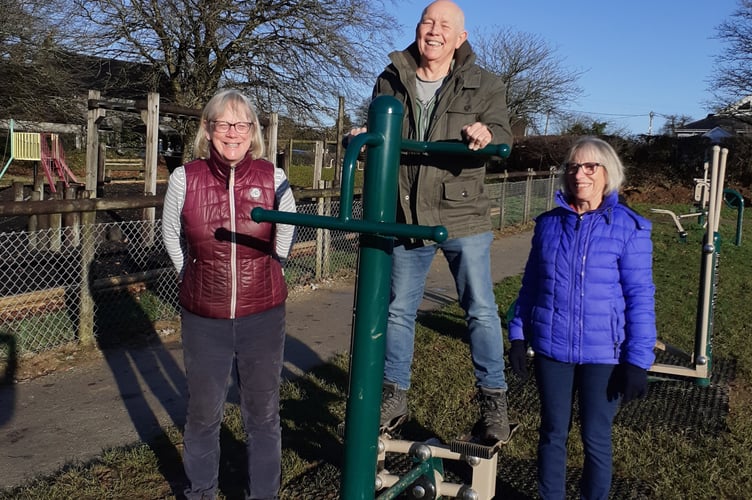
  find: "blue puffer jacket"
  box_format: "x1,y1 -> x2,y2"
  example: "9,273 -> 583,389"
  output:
508,190 -> 657,369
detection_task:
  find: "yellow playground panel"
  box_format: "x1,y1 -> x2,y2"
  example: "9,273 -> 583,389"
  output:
1,120 -> 78,192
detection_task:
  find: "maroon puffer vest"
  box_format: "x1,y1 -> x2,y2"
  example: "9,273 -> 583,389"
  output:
179,151 -> 287,319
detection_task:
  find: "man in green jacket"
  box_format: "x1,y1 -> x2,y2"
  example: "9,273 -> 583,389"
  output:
349,0 -> 514,441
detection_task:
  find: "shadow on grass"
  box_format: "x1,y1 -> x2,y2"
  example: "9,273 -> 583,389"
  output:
91,280 -> 187,497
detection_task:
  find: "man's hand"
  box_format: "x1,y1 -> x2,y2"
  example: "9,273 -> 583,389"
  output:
342,127 -> 368,148
461,122 -> 493,150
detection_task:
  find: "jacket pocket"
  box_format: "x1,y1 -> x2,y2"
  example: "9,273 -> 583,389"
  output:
440,178 -> 486,223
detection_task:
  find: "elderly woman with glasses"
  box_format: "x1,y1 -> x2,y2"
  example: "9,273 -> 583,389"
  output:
507,136 -> 657,500
162,89 -> 296,500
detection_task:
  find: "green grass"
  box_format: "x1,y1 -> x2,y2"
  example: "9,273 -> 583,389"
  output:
2,203 -> 752,499
287,164 -> 364,189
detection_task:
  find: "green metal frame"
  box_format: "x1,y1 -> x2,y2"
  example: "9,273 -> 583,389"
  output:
252,95 -> 510,499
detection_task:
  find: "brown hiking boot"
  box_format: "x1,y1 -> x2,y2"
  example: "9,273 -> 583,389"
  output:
477,387 -> 511,442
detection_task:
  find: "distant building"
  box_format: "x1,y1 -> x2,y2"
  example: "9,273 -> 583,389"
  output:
675,96 -> 752,138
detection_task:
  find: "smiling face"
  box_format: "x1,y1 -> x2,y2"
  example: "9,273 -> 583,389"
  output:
566,146 -> 608,212
416,1 -> 467,68
207,105 -> 253,166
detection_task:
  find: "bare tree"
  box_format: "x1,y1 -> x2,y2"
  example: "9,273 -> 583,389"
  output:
0,0 -> 85,122
471,27 -> 585,134
57,0 -> 398,123
658,114 -> 694,135
711,0 -> 752,119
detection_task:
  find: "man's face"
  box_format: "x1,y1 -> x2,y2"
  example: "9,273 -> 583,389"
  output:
416,2 -> 467,66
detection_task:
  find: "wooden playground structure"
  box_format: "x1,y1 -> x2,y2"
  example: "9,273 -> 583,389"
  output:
0,119 -> 79,193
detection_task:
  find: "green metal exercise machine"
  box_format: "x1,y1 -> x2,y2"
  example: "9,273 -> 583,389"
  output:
252,95 -> 511,499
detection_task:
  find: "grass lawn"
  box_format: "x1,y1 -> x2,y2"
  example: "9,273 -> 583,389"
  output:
1,202 -> 751,499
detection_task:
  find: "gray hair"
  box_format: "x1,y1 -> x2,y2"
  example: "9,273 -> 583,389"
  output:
192,89 -> 265,160
559,136 -> 625,196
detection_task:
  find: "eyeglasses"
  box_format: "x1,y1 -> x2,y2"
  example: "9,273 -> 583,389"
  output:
564,162 -> 603,175
211,120 -> 253,134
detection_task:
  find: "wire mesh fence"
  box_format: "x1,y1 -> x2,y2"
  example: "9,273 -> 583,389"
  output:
0,174 -> 557,358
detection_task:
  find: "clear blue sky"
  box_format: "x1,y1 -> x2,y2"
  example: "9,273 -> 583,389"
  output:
386,0 -> 739,135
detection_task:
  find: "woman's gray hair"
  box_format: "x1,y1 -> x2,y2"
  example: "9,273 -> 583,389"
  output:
192,89 -> 265,160
559,136 -> 625,196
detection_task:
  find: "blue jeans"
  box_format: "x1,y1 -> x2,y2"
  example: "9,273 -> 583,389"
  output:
181,305 -> 285,500
534,355 -> 619,500
383,231 -> 507,391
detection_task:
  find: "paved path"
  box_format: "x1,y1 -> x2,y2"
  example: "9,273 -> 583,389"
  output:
0,231 -> 532,490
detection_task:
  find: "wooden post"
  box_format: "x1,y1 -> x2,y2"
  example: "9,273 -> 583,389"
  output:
28,189 -> 39,249
86,90 -> 106,196
49,181 -> 64,252
499,172 -> 508,230
78,190 -> 96,347
12,182 -> 23,202
523,168 -> 534,223
64,185 -> 81,248
312,140 -> 324,189
268,112 -> 278,167
141,92 -> 159,233
335,96 -> 345,187
97,143 -> 107,197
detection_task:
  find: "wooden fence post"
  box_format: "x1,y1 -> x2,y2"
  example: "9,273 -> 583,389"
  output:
86,90 -> 105,196
49,182 -> 64,252
312,140 -> 324,188
524,168 -> 534,223
547,166 -> 558,211
498,171 -> 508,230
78,191 -> 96,347
64,185 -> 81,248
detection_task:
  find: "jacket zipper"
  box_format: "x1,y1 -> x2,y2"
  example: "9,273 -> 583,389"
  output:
229,167 -> 237,319
570,213 -> 591,363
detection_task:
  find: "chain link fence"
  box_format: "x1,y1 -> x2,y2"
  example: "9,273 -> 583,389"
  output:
0,173 -> 557,359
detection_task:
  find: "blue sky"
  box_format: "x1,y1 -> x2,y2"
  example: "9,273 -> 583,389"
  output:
386,0 -> 740,135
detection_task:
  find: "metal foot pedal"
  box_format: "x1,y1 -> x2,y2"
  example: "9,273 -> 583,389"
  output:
449,422 -> 520,459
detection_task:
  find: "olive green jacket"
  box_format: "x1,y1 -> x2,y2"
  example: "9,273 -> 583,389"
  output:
373,41 -> 513,241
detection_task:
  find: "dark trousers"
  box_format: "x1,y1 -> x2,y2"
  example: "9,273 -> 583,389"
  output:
534,355 -> 619,500
181,305 -> 285,500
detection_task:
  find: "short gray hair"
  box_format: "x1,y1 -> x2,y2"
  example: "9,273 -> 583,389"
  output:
559,136 -> 625,196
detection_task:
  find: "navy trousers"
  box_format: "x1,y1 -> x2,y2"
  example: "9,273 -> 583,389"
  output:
534,355 -> 619,500
181,305 -> 285,500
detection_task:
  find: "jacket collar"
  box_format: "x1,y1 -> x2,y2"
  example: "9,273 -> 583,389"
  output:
390,40 -> 476,75
206,144 -> 254,187
556,189 -> 620,223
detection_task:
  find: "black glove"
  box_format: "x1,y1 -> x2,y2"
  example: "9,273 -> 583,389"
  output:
508,340 -> 529,380
620,363 -> 648,403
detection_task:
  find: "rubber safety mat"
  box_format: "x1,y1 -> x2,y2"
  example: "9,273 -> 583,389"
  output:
281,355 -> 733,499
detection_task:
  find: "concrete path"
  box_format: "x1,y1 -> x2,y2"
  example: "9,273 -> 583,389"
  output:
0,231 -> 532,490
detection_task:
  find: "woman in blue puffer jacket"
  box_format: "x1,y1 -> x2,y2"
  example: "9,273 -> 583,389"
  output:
508,136 -> 657,500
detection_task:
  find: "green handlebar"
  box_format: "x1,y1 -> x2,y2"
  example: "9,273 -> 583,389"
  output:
251,207 -> 448,242
401,139 -> 511,158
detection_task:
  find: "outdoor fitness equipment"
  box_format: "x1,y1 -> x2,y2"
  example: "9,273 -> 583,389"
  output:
0,119 -> 79,192
650,150 -> 744,245
649,146 -> 729,386
252,95 -> 511,500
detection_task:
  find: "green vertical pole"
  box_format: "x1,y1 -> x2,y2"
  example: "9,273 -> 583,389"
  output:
340,96 -> 403,499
